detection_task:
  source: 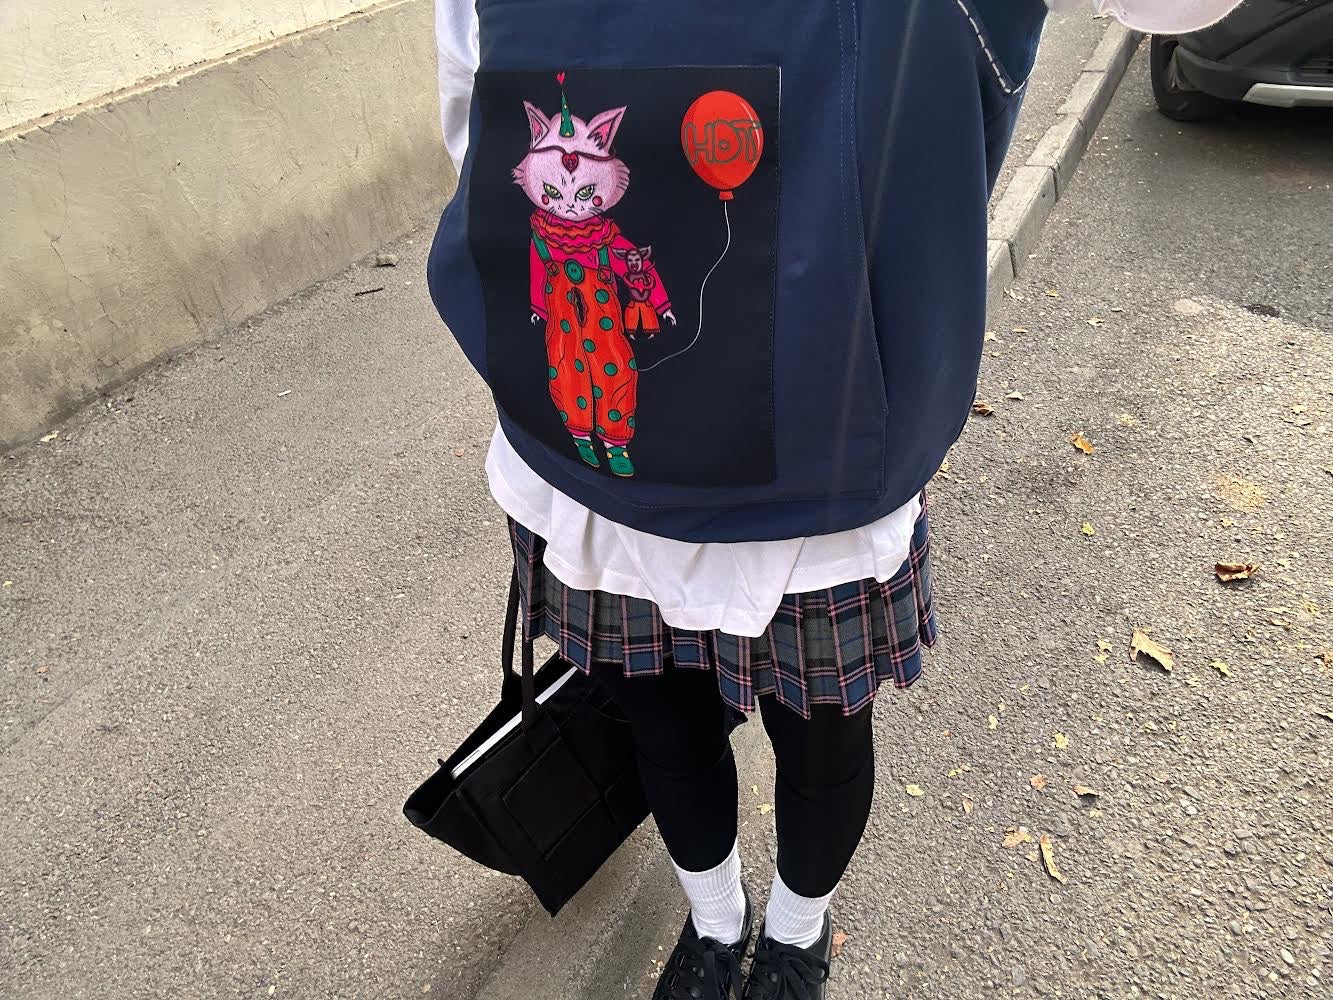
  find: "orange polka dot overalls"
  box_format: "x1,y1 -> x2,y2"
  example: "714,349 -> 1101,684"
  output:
529,212 -> 672,476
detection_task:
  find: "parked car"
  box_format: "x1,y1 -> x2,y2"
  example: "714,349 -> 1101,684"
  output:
1150,0 -> 1333,120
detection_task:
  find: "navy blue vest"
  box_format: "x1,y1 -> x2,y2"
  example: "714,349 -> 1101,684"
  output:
429,0 -> 1047,542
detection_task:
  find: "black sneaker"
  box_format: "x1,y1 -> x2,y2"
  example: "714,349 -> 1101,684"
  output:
742,913 -> 832,1000
652,889 -> 753,1000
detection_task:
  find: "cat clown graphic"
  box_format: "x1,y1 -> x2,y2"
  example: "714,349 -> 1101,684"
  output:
514,80 -> 675,479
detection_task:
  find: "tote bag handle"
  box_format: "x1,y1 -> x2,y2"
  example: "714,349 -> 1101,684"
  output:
500,572 -> 538,730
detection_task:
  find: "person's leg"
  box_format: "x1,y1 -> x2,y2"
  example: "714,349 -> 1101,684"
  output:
757,697 -> 875,947
594,664 -> 746,944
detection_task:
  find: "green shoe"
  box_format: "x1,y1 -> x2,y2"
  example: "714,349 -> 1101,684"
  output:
573,437 -> 600,468
604,444 -> 635,478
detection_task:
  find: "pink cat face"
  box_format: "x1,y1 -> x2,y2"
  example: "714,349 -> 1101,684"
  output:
512,101 -> 630,221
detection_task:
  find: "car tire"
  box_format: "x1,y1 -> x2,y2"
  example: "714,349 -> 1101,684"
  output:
1150,36 -> 1231,122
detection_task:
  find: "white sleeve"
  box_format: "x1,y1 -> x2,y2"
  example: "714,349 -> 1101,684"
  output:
1045,0 -> 1246,34
436,0 -> 480,174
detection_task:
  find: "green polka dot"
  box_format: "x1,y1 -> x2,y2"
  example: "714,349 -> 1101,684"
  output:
564,260 -> 585,283
559,319 -> 571,333
574,359 -> 585,373
595,289 -> 610,304
608,409 -> 622,422
592,385 -> 603,399
603,362 -> 618,377
599,317 -> 614,331
576,396 -> 588,410
596,425 -> 606,436
583,339 -> 596,353
628,416 -> 636,429
547,366 -> 558,380
559,410 -> 569,423
628,358 -> 638,371
545,282 -> 554,295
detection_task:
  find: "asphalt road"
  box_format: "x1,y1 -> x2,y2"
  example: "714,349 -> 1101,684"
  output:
820,53 -> 1333,1000
3,25 -> 1329,1000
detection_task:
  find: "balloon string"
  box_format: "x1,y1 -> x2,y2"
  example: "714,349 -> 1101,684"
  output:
637,201 -> 731,373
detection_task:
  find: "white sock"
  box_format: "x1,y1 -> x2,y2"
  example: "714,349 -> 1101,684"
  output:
765,871 -> 834,949
672,840 -> 746,945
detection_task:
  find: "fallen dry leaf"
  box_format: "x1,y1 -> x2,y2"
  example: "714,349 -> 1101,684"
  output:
905,784 -> 925,798
1053,732 -> 1070,749
1030,774 -> 1048,791
1005,391 -> 1025,401
757,803 -> 774,815
983,330 -> 998,342
1130,629 -> 1175,673
1093,652 -> 1109,664
1087,317 -> 1105,327
962,796 -> 975,814
1081,522 -> 1096,537
35,665 -> 49,675
1002,827 -> 1034,849
1012,326 -> 1029,334
947,763 -> 972,778
1039,835 -> 1068,884
831,931 -> 849,959
1044,289 -> 1059,298
988,714 -> 999,730
1215,562 -> 1260,583
1069,433 -> 1096,455
39,431 -> 60,443
972,400 -> 995,416
1072,784 -> 1100,798
1116,413 -> 1136,426
1097,639 -> 1114,653
1209,660 -> 1232,678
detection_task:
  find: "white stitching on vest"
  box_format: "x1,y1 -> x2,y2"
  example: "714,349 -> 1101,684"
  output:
953,0 -> 1017,95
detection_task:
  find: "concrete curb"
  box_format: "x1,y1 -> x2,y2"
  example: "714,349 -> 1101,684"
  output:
988,22 -> 1143,304
1,0 -> 449,450
475,20 -> 1145,1000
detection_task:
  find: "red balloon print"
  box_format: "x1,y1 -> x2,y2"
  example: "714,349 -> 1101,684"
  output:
680,91 -> 765,201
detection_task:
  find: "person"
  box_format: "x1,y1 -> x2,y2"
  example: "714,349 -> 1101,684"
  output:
429,1 -> 1244,997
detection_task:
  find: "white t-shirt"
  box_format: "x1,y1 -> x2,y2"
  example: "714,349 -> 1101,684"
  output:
1045,0 -> 1245,34
487,428 -> 921,638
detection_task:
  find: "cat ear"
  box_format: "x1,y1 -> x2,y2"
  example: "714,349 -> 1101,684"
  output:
611,247 -> 628,259
523,101 -> 551,148
638,245 -> 653,263
586,106 -> 627,151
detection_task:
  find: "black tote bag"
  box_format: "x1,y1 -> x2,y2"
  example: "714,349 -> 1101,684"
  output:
403,577 -> 650,915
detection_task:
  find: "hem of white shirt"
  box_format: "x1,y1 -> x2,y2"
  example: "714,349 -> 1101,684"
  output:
484,426 -> 921,638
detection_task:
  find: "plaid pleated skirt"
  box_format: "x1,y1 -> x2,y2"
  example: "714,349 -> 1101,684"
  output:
508,499 -> 937,719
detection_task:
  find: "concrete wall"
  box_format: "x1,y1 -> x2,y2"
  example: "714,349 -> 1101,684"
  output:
0,1 -> 381,131
1,0 -> 454,447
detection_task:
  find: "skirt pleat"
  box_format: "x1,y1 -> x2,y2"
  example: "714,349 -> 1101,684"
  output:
508,497 -> 937,719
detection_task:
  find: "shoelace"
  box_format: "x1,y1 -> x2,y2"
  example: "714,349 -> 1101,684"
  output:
745,938 -> 830,1000
660,933 -> 743,1000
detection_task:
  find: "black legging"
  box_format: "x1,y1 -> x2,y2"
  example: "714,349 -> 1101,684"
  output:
593,663 -> 875,898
